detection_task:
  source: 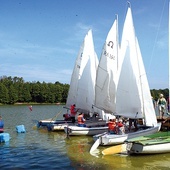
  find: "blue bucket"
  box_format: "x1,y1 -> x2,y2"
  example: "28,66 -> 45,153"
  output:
0,133 -> 10,142
16,125 -> 26,133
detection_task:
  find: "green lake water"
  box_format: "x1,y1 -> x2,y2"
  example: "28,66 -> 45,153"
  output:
0,105 -> 169,170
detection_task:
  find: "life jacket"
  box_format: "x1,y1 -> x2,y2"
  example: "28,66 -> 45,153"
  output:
77,114 -> 85,124
117,122 -> 124,127
70,105 -> 76,116
108,121 -> 116,131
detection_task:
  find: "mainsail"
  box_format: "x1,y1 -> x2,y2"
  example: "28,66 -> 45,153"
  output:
66,34 -> 85,108
95,17 -> 119,113
75,30 -> 99,113
116,6 -> 157,126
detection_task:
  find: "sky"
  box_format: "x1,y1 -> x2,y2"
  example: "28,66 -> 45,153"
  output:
0,0 -> 169,90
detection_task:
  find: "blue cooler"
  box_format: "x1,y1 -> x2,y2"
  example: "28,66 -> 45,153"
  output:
16,125 -> 26,133
0,133 -> 10,142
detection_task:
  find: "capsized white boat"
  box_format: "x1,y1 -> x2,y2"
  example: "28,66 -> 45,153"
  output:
91,3 -> 161,152
125,131 -> 170,155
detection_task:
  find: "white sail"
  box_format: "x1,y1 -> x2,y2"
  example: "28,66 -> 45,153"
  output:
66,35 -> 85,108
95,18 -> 119,113
135,38 -> 157,126
116,6 -> 157,126
76,29 -> 99,113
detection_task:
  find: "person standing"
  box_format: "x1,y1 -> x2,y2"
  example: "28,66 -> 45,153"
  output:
157,94 -> 167,119
70,104 -> 78,123
0,116 -> 4,133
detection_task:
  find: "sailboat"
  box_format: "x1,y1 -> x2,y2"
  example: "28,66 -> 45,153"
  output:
63,29 -> 112,135
65,18 -> 121,136
91,4 -> 161,152
37,30 -> 86,130
38,29 -> 98,131
121,0 -> 170,156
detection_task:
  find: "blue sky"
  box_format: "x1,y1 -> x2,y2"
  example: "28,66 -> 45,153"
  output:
0,0 -> 169,89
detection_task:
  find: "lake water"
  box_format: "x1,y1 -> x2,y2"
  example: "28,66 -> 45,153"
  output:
0,105 -> 170,170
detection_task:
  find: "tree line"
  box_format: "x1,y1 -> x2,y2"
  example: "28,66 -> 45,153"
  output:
0,76 -> 169,105
0,76 -> 69,104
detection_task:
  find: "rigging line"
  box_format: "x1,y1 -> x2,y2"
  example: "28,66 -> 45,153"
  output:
148,0 -> 167,74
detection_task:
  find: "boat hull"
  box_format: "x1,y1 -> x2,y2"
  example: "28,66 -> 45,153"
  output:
127,142 -> 170,154
37,119 -> 72,128
93,125 -> 160,145
49,122 -> 74,131
64,126 -> 108,136
126,131 -> 170,154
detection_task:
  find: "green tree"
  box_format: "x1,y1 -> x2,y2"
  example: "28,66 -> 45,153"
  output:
22,83 -> 32,102
0,83 -> 9,104
30,82 -> 41,102
8,84 -> 18,104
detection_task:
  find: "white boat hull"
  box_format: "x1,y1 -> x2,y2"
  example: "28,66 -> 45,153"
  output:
127,141 -> 170,154
50,123 -> 73,131
64,126 -> 108,136
37,119 -> 72,127
93,125 -> 160,145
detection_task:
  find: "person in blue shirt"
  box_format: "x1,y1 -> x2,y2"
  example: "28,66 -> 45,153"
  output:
0,116 -> 4,133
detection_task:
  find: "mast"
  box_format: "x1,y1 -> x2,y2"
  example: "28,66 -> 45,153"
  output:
115,14 -> 119,71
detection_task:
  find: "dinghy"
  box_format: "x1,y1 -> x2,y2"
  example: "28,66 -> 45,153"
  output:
64,29 -> 117,136
126,1 -> 170,155
39,29 -> 100,131
64,23 -> 121,136
126,131 -> 170,155
90,3 -> 161,152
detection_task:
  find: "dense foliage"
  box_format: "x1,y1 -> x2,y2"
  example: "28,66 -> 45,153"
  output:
0,76 -> 169,105
0,76 -> 69,104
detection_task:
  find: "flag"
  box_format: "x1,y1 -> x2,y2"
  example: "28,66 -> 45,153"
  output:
28,105 -> 33,111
